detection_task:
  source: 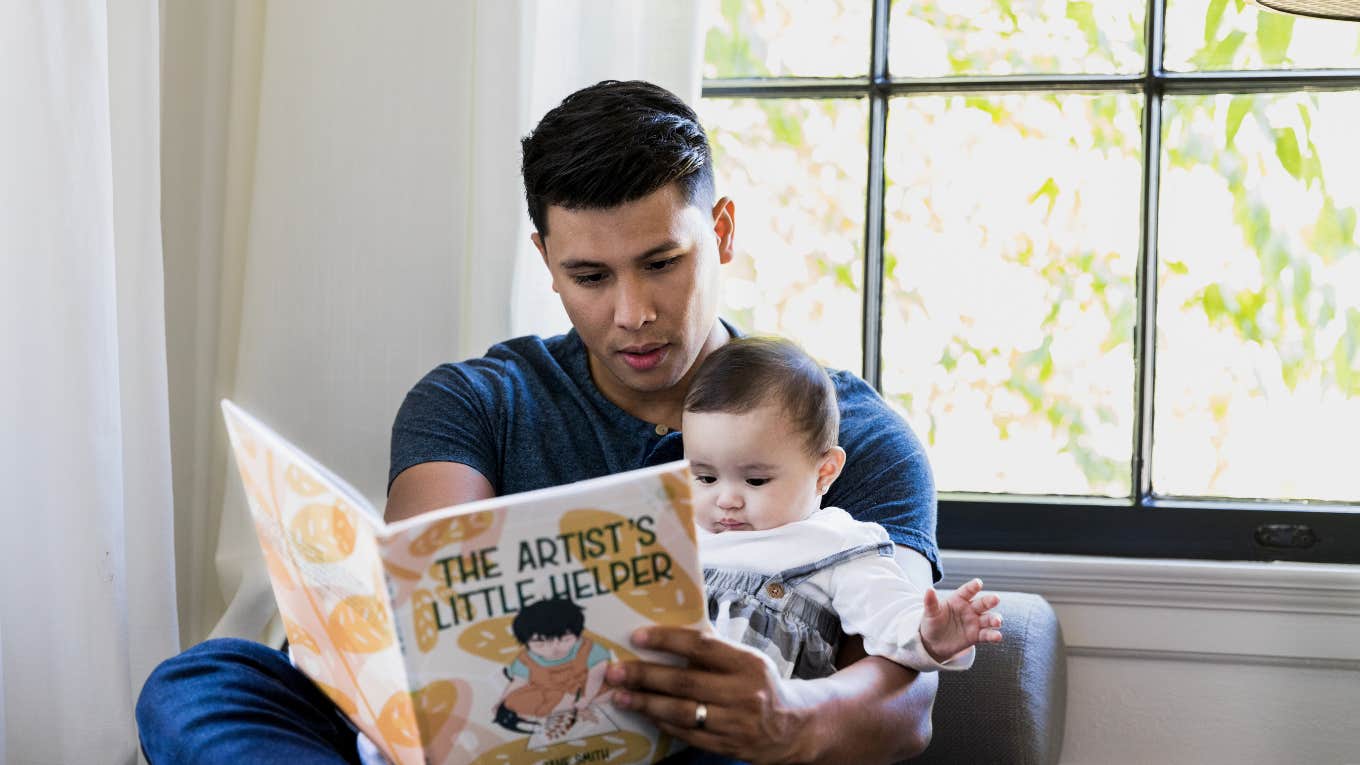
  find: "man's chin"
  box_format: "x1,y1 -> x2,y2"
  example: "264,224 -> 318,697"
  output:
605,360 -> 681,394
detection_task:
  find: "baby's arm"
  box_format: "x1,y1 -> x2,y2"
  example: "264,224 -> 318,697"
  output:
831,551 -> 1000,671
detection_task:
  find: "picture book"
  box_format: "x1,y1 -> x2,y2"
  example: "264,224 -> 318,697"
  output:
220,399 -> 706,765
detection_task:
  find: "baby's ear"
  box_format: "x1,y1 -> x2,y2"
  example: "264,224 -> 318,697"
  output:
816,446 -> 847,494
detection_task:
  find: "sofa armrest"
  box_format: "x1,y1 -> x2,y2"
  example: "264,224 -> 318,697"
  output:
909,591 -> 1067,765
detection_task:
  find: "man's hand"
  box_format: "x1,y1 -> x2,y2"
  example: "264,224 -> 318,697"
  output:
604,625 -> 812,764
919,578 -> 1003,663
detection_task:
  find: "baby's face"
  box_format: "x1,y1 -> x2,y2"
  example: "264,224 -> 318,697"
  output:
682,403 -> 827,533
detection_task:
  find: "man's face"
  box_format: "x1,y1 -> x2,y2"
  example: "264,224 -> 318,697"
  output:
534,183 -> 734,404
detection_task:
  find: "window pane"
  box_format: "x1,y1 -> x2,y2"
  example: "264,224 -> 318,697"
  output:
1156,92 -> 1360,502
883,94 -> 1143,497
702,0 -> 871,79
1165,0 -> 1360,71
700,97 -> 868,372
889,0 -> 1146,76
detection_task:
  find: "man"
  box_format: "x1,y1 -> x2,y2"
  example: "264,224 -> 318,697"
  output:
137,80 -> 940,764
386,79 -> 942,764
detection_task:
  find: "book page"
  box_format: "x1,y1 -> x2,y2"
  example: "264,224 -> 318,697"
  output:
221,400 -> 416,765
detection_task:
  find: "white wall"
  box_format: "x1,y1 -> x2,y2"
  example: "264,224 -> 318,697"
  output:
943,552 -> 1360,764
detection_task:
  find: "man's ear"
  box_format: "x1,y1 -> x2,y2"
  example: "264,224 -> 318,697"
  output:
711,196 -> 736,265
816,446 -> 847,495
531,232 -> 559,294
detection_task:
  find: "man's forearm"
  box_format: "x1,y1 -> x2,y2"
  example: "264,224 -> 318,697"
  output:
784,656 -> 937,764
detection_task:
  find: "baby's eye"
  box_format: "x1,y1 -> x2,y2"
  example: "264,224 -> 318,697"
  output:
694,475 -> 717,485
745,478 -> 769,487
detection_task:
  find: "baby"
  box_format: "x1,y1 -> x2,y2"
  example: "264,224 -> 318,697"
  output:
683,337 -> 1002,678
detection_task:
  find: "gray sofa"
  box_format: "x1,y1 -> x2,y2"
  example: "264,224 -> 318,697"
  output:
912,591 -> 1067,764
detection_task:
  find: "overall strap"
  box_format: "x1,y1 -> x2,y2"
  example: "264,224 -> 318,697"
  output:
777,542 -> 895,588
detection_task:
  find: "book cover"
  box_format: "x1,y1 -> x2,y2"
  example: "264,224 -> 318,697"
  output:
220,399 -> 706,765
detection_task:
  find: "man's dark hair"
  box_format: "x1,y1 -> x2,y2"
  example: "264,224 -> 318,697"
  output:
511,597 -> 585,644
684,337 -> 839,456
521,80 -> 715,235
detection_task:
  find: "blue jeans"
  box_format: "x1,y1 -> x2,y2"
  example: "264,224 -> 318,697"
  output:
137,638 -> 743,764
136,638 -> 364,764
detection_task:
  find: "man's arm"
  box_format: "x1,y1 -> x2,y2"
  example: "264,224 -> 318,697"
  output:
606,545 -> 939,764
385,461 -> 495,523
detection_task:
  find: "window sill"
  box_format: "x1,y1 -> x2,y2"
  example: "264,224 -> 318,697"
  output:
939,550 -> 1360,668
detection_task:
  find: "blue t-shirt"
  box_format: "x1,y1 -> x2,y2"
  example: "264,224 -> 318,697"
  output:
389,324 -> 940,580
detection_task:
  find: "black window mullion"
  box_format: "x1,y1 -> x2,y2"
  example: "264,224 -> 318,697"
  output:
1132,0 -> 1167,503
862,0 -> 890,390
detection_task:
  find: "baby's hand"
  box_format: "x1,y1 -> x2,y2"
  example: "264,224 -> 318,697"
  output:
919,578 -> 1002,663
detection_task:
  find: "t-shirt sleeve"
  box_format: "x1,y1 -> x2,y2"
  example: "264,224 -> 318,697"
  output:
586,641 -> 611,667
824,372 -> 942,581
388,361 -> 504,492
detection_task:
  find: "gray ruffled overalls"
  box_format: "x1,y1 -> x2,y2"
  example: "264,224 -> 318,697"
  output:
703,541 -> 895,680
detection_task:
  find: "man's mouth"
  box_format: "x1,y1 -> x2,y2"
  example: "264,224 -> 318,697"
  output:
618,343 -> 669,371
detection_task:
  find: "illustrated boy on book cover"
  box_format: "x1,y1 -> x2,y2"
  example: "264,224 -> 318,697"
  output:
493,598 -> 623,748
220,400 -> 705,765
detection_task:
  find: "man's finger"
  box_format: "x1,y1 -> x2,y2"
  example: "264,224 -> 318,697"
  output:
607,660 -> 738,704
613,688 -> 731,736
632,625 -> 758,674
654,719 -> 734,754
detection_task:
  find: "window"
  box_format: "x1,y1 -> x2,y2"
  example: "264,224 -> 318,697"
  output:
699,0 -> 1360,563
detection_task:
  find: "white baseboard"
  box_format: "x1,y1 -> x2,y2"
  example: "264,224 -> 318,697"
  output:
939,551 -> 1360,668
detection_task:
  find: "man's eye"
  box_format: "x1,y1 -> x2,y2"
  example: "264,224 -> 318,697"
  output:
746,478 -> 769,487
694,475 -> 717,485
646,256 -> 680,272
571,273 -> 605,286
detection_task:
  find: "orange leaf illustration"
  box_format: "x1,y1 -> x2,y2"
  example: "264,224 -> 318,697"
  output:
659,472 -> 696,543
282,617 -> 321,654
327,594 -> 395,653
408,511 -> 496,557
376,681 -> 463,750
289,502 -> 358,563
285,463 -> 328,497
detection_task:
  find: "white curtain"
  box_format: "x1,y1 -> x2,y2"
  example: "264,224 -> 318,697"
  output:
0,0 -> 179,763
159,0 -> 705,647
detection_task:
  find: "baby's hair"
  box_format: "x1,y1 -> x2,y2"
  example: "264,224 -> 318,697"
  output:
683,337 -> 838,456
511,598 -> 585,644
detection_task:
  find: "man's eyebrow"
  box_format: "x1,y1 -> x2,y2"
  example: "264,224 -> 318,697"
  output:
558,240 -> 685,270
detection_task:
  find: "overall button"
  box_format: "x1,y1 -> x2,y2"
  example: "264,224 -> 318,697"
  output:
765,582 -> 786,599
654,424 -> 669,436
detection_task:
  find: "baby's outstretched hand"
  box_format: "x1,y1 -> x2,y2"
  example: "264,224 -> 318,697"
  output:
920,578 -> 1003,663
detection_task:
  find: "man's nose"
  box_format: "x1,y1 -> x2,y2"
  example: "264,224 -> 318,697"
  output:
613,277 -> 656,330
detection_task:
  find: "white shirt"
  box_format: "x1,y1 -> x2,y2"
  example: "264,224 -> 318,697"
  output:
699,506 -> 973,672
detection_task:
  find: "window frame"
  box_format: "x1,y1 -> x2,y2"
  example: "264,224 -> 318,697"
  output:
700,0 -> 1360,565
